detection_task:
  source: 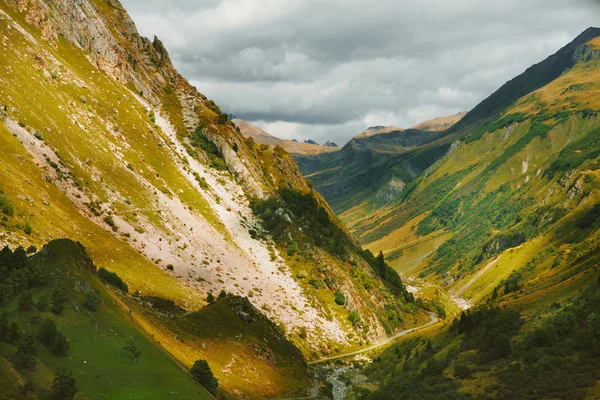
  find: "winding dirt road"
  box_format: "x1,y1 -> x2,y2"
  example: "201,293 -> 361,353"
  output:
307,312 -> 438,365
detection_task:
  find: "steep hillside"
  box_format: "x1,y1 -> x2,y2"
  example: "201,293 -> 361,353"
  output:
0,239 -> 214,399
294,113 -> 465,215
300,28 -> 600,227
234,119 -> 339,155
317,30 -> 600,400
0,0 -> 425,397
357,30 -> 600,308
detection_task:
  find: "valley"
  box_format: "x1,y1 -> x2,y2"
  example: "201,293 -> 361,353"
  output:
0,0 -> 598,399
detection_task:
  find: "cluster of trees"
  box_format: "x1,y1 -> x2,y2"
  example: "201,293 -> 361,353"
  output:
190,124 -> 227,170
98,267 -> 128,292
360,249 -> 413,302
206,290 -> 228,304
0,246 -> 47,306
250,188 -> 349,257
367,285 -> 600,400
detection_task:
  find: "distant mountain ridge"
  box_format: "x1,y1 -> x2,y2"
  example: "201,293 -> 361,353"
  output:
294,112 -> 466,213
233,119 -> 338,155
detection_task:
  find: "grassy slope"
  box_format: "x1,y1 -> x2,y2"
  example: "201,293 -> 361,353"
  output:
0,5 -> 315,397
337,35 -> 600,398
126,296 -> 311,400
0,7 -> 200,307
0,239 -> 212,400
361,40 -> 600,303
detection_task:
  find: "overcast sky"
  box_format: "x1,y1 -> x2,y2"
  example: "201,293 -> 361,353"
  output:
121,0 -> 600,146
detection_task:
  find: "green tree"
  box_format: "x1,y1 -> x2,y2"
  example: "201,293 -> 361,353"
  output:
14,333 -> 38,369
51,286 -> 68,315
206,292 -> 215,304
38,319 -> 58,346
52,332 -> 70,356
83,290 -> 100,311
123,338 -> 141,362
36,293 -> 49,311
218,290 -> 227,300
17,291 -> 34,311
190,359 -> 218,395
50,366 -> 77,400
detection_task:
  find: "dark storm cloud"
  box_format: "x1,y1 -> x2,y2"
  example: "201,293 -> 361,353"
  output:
121,0 -> 600,145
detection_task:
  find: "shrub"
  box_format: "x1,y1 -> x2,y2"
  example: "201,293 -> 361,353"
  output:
123,338 -> 141,362
206,292 -> 215,304
97,268 -> 128,292
103,216 -> 117,231
17,291 -> 34,311
216,113 -> 228,124
33,130 -> 44,140
23,221 -> 32,235
454,364 -> 471,379
334,290 -> 346,306
0,192 -> 14,216
166,264 -> 174,271
36,293 -> 49,311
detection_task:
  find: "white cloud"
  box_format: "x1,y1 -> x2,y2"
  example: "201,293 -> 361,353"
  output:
121,0 -> 600,145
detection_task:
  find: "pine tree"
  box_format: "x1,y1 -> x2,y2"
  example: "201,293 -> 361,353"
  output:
14,333 -> 37,369
38,319 -> 58,346
50,366 -> 77,400
52,332 -> 70,356
123,338 -> 141,362
191,359 -> 218,395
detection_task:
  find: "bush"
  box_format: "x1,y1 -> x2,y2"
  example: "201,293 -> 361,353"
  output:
23,221 -> 32,235
0,192 -> 14,216
166,264 -> 174,271
97,268 -> 128,292
123,338 -> 141,362
103,216 -> 117,231
36,293 -> 49,311
216,113 -> 228,124
454,364 -> 471,379
334,290 -> 346,306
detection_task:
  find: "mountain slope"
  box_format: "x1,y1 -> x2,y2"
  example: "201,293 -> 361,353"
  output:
357,29 -> 600,303
300,28 -> 600,226
0,0 -> 425,397
294,113 -> 465,215
328,30 -> 600,400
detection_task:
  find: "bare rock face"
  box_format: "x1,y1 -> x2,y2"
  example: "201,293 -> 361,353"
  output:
8,0 -> 182,104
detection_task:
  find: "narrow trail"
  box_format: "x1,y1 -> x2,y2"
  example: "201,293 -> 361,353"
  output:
452,255 -> 501,299
308,312 -> 438,365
